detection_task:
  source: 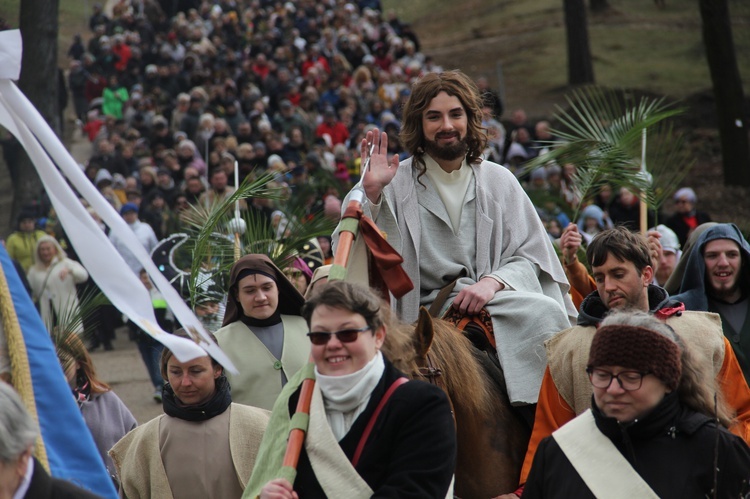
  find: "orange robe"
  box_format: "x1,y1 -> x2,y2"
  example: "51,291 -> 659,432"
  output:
519,337 -> 750,486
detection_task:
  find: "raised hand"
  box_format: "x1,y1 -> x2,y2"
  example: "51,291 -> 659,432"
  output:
560,223 -> 582,265
361,128 -> 400,203
646,229 -> 663,277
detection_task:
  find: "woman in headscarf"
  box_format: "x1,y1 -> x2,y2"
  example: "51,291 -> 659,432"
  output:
26,235 -> 89,333
248,280 -> 456,498
523,310 -> 750,498
109,329 -> 269,499
213,254 -> 309,410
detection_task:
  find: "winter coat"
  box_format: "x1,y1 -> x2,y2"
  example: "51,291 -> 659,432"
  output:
523,393 -> 750,498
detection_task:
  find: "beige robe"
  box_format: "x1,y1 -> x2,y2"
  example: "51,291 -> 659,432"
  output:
109,403 -> 268,499
214,315 -> 310,410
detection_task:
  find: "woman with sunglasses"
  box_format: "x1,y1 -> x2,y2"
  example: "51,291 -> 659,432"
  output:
214,254 -> 309,410
523,310 -> 750,498
249,280 -> 456,498
109,329 -> 269,498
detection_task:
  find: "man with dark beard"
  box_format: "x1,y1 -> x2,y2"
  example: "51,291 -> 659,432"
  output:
334,70 -> 576,424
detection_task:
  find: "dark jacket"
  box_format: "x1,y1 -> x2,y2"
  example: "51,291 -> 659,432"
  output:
292,359 -> 457,498
577,284 -> 672,327
665,210 -> 712,248
523,393 -> 750,498
25,457 -> 103,498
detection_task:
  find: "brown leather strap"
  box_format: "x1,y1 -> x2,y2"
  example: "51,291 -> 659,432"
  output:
352,377 -> 409,468
427,278 -> 458,318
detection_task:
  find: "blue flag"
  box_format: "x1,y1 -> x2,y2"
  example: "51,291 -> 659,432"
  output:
0,245 -> 117,498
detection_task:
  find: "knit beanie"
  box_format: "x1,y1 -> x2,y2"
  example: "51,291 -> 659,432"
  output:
588,325 -> 682,391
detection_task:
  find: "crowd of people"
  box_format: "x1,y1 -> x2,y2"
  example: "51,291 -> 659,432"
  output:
1,0 -> 750,498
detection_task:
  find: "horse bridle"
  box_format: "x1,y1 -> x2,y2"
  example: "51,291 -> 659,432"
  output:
414,353 -> 446,391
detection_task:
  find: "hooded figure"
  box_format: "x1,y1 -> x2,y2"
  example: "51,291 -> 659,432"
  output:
671,223 -> 750,382
214,254 -> 309,409
26,235 -> 89,333
576,204 -> 611,244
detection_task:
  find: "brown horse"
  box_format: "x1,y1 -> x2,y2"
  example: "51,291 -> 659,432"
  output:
382,307 -> 530,498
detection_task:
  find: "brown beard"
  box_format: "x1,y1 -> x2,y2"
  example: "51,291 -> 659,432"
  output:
423,133 -> 468,162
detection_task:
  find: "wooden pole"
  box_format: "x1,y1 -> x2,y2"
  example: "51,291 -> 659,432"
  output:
280,143 -> 373,473
640,128 -> 648,235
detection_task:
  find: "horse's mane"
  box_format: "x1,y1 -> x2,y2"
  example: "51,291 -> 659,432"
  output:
384,314 -> 496,422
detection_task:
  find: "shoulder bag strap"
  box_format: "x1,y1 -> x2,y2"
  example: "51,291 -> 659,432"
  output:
352,377 -> 409,468
36,260 -> 61,300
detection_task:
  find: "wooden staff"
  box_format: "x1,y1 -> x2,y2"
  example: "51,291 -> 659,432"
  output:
281,143 -> 375,471
232,160 -> 245,261
640,128 -> 648,235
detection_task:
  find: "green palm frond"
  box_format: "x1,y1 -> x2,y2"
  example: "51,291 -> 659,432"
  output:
176,172 -> 337,307
49,287 -> 109,341
525,86 -> 687,222
639,122 -> 695,222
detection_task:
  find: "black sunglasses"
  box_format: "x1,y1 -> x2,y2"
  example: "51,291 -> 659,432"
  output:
307,326 -> 371,345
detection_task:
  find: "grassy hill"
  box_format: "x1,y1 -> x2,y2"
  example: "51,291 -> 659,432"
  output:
384,0 -> 750,232
383,0 -> 749,117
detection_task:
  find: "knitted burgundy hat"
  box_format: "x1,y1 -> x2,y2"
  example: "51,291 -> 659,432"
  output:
588,325 -> 682,390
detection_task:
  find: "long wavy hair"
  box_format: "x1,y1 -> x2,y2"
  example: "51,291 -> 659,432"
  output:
399,70 -> 487,179
55,332 -> 111,395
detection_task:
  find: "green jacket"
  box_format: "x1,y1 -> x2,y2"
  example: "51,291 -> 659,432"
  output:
6,229 -> 46,271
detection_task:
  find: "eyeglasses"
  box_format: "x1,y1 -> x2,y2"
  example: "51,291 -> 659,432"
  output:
307,326 -> 371,345
586,368 -> 648,391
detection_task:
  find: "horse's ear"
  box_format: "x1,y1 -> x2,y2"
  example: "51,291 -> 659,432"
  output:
415,306 -> 434,358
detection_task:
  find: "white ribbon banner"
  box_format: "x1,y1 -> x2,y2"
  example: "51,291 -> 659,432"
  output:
0,31 -> 235,371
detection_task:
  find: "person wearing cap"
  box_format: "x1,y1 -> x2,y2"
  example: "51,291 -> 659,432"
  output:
665,187 -> 712,247
213,254 -> 310,410
6,211 -> 47,272
509,226 -> 750,499
652,224 -> 681,286
336,70 -> 576,424
672,223 -> 750,384
523,310 -> 750,498
109,203 -> 158,275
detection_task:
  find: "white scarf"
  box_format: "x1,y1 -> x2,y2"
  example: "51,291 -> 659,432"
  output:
315,351 -> 385,441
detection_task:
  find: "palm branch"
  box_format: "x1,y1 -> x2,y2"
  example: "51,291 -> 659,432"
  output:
48,286 -> 109,344
178,172 -> 337,307
525,86 -> 689,223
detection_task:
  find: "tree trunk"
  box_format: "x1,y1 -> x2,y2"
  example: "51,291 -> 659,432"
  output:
590,0 -> 610,13
12,0 -> 60,220
564,0 -> 595,86
699,0 -> 750,186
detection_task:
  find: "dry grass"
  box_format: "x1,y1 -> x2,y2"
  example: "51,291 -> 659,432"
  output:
383,0 -> 750,233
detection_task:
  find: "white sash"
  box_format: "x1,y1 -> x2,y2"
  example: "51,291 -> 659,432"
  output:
552,409 -> 659,499
306,384 -> 374,499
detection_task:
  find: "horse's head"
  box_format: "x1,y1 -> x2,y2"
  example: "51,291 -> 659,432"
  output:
382,307 -> 494,419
